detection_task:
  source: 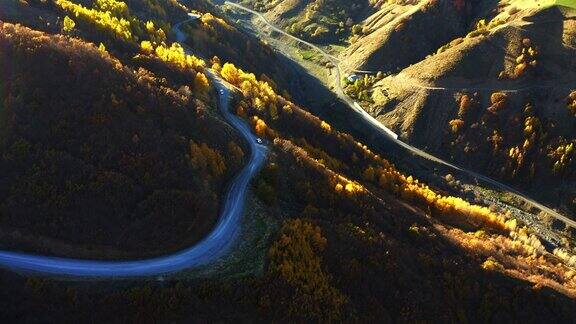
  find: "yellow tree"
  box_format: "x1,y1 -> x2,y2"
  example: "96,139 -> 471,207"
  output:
220,63 -> 240,85
194,72 -> 210,96
63,16 -> 76,33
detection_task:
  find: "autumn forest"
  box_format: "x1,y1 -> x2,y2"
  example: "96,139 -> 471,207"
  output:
0,0 -> 575,322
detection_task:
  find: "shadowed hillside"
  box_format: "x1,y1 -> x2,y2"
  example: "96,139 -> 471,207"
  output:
0,22 -> 244,259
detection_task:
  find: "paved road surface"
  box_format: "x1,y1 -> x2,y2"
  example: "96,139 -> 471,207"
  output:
225,1 -> 576,229
0,20 -> 267,276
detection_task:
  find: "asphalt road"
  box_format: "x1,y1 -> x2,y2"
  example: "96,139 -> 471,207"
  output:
225,1 -> 576,229
0,4 -> 571,278
0,21 -> 267,276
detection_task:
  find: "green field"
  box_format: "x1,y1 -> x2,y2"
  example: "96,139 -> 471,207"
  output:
299,49 -> 316,60
514,0 -> 576,9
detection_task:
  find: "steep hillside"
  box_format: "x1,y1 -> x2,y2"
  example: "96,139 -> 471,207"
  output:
0,22 -> 245,259
0,0 -> 341,258
177,10 -> 300,99
370,4 -> 576,214
339,0 -> 520,73
236,0 -> 496,72
341,0 -> 470,72
239,0 -> 377,44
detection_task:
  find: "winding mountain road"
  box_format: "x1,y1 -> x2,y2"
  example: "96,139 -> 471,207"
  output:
225,1 -> 576,229
0,20 -> 267,276
0,3 -> 571,278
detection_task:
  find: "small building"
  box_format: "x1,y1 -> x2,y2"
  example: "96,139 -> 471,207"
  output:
347,74 -> 360,83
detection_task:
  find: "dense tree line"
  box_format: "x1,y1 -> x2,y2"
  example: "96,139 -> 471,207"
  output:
268,219 -> 347,321
242,0 -> 373,44
125,0 -> 189,23
219,61 -> 521,235
215,57 -> 576,299
446,90 -> 576,184
56,0 -> 207,80
0,22 -> 242,258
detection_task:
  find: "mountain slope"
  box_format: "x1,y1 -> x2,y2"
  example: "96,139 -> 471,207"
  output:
370,4 -> 576,214
0,22 -> 244,259
0,0 -> 576,322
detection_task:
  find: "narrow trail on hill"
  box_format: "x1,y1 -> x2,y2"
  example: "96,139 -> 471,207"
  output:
392,73 -> 576,93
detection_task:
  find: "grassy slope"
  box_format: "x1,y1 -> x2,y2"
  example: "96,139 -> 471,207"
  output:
370,4 -> 576,214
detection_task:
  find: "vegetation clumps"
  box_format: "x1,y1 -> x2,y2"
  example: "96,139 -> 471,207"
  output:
219,61 -> 523,237
487,92 -> 508,114
343,72 -> 385,103
466,18 -> 504,39
567,90 -> 576,116
446,88 -> 576,188
499,38 -> 538,80
0,22 -> 239,257
449,118 -> 465,133
437,17 -> 505,55
241,0 -> 374,44
548,140 -> 575,175
268,219 -> 347,322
